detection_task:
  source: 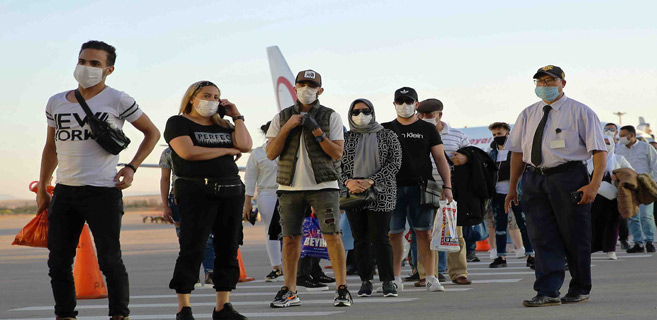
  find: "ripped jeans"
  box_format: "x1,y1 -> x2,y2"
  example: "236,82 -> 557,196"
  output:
277,189 -> 341,237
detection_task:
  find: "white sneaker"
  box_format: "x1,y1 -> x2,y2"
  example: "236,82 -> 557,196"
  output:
515,247 -> 526,258
488,248 -> 497,260
394,279 -> 404,292
426,278 -> 445,292
606,252 -> 618,260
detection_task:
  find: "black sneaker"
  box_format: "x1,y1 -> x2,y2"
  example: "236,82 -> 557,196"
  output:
403,272 -> 420,282
312,273 -> 336,283
489,257 -> 507,268
627,244 -> 645,253
526,256 -> 535,269
620,239 -> 630,250
205,272 -> 214,285
334,285 -> 353,307
270,286 -> 301,308
646,242 -> 656,253
382,281 -> 398,297
212,303 -> 247,320
176,306 -> 194,320
522,295 -> 561,307
466,252 -> 480,262
357,281 -> 373,297
297,276 -> 329,291
438,273 -> 447,283
265,269 -> 284,282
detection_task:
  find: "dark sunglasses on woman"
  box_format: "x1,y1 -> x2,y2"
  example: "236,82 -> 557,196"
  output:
352,109 -> 372,116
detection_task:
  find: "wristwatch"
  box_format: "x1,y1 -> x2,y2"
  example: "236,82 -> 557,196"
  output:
315,132 -> 326,142
232,115 -> 245,122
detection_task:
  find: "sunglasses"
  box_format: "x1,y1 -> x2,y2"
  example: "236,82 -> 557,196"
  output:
395,97 -> 415,105
352,109 -> 372,116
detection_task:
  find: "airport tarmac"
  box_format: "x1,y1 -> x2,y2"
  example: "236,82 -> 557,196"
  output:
1,211 -> 655,320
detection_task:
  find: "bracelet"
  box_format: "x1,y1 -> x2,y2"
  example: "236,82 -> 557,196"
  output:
443,186 -> 451,189
232,115 -> 245,122
123,164 -> 137,173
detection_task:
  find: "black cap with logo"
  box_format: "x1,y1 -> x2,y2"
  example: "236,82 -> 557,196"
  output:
394,87 -> 418,102
295,69 -> 322,87
533,65 -> 565,80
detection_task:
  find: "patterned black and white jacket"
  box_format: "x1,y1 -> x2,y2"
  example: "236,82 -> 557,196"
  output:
340,128 -> 402,212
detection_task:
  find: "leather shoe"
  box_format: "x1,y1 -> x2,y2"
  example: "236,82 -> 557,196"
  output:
452,276 -> 472,285
413,279 -> 426,287
561,293 -> 590,304
522,295 -> 561,307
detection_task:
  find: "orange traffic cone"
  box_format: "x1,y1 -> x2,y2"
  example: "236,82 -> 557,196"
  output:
476,239 -> 491,252
74,224 -> 108,299
237,249 -> 254,282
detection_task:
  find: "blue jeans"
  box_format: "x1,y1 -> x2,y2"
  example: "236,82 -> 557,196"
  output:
628,203 -> 656,244
491,193 -> 534,256
390,186 -> 434,234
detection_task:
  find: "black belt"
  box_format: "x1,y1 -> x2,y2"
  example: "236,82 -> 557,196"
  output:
525,161 -> 585,176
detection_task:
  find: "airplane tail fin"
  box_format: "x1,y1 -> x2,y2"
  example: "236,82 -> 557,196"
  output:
266,46 -> 297,112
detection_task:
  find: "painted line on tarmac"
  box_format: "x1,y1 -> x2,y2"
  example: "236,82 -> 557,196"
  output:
1,311 -> 345,320
11,298 -> 418,311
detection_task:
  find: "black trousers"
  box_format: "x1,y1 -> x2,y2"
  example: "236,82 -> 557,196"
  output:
346,209 -> 394,282
47,184 -> 129,318
591,196 -> 620,253
170,179 -> 244,293
521,164 -> 592,298
619,218 -> 629,242
297,256 -> 323,278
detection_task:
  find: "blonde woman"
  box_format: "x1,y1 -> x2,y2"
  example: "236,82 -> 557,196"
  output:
164,81 -> 252,320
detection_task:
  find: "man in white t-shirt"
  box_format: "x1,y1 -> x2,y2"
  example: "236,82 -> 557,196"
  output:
265,70 -> 352,308
36,40 -> 160,320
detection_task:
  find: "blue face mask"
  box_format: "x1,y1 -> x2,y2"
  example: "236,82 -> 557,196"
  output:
535,86 -> 560,101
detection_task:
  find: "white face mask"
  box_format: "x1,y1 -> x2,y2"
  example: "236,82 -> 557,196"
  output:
395,103 -> 415,118
74,65 -> 104,89
605,143 -> 614,153
194,100 -> 219,117
297,87 -> 319,105
604,129 -> 616,137
619,136 -> 631,146
422,117 -> 437,125
352,114 -> 372,127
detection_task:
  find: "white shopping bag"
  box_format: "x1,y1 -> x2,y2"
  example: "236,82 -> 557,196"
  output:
431,200 -> 460,252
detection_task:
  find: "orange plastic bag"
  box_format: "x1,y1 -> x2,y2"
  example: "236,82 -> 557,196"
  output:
12,210 -> 49,248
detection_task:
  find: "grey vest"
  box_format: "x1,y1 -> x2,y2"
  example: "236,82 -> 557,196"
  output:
277,101 -> 338,186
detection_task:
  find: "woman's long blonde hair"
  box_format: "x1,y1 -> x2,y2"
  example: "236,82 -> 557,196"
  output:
179,81 -> 233,129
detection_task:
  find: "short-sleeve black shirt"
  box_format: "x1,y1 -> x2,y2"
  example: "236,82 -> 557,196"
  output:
382,119 -> 442,186
163,115 -> 238,179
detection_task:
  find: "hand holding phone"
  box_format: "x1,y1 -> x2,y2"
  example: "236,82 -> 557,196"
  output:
570,191 -> 583,204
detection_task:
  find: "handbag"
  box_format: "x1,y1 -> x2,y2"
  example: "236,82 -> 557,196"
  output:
339,187 -> 376,210
420,179 -> 442,209
464,221 -> 489,242
431,200 -> 460,252
75,90 -> 131,155
388,121 -> 442,209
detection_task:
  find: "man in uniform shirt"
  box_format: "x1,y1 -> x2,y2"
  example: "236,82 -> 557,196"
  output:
505,65 -> 606,307
616,125 -> 657,253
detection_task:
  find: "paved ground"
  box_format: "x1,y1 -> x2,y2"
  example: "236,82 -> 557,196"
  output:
1,211 -> 656,320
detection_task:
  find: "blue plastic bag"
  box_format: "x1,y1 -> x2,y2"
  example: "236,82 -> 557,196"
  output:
464,221 -> 488,243
300,216 -> 330,260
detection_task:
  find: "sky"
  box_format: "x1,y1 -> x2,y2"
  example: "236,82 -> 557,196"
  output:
1,0 -> 656,200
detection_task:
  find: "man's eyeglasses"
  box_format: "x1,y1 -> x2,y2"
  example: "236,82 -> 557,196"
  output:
533,78 -> 560,86
352,109 -> 372,116
395,98 -> 415,105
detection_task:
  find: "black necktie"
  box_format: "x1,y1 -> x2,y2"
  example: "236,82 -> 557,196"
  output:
531,105 -> 552,166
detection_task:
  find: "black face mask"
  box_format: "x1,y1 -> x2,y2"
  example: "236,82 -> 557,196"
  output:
218,105 -> 227,118
494,136 -> 507,146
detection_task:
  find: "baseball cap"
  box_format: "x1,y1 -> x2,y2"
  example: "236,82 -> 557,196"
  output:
533,65 -> 565,80
417,98 -> 444,113
394,87 -> 418,102
295,69 -> 322,87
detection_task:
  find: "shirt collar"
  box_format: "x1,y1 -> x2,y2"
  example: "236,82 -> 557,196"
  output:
440,121 -> 451,135
538,93 -> 568,111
